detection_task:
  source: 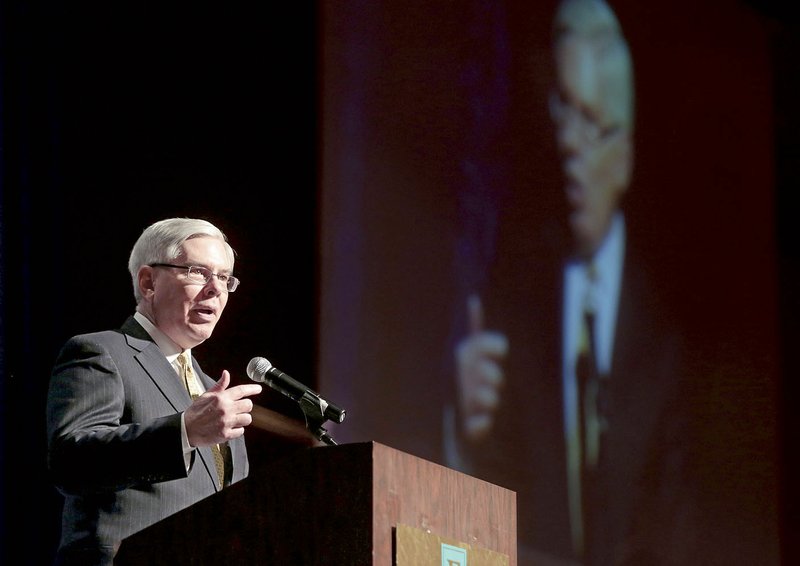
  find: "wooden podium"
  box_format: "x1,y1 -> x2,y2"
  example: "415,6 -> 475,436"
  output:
115,441 -> 516,565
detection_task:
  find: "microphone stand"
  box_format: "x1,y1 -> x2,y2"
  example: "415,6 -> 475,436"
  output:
298,392 -> 339,446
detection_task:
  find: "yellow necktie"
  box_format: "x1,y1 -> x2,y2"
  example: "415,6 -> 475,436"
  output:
177,352 -> 227,488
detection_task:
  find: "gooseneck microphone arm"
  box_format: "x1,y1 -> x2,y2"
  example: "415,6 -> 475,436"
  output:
246,357 -> 346,446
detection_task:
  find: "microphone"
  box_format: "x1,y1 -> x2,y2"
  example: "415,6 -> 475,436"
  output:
246,357 -> 346,425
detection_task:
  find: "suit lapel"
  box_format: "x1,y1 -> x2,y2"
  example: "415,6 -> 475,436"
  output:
120,316 -> 223,489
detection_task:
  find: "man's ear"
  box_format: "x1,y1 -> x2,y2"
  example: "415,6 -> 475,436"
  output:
138,266 -> 156,298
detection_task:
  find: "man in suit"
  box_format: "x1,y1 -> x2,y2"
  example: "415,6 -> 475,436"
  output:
46,217 -> 264,566
450,1 -> 694,563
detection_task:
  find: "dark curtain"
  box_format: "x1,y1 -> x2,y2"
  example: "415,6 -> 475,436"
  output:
0,2 -> 319,564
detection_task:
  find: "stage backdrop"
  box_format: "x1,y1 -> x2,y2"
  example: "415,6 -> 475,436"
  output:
317,0 -> 788,563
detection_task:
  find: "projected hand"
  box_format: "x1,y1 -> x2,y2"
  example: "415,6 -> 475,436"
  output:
455,294 -> 509,441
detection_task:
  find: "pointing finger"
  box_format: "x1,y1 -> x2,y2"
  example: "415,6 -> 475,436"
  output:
207,369 -> 231,393
468,293 -> 484,335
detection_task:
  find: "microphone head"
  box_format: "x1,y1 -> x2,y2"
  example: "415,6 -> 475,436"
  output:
246,356 -> 273,382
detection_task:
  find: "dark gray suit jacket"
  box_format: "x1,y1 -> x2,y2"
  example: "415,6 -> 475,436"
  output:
46,316 -> 249,566
455,219 -> 694,565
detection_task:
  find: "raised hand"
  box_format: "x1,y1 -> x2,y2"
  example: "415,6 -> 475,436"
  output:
184,370 -> 263,448
455,294 -> 509,441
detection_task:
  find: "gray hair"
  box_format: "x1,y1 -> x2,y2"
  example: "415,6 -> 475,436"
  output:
128,217 -> 236,303
553,0 -> 634,132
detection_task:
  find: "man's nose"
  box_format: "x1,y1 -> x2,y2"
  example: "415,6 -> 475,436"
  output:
557,112 -> 586,156
203,276 -> 225,296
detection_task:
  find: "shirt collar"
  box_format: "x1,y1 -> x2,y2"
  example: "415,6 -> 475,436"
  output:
133,311 -> 189,363
589,212 -> 625,305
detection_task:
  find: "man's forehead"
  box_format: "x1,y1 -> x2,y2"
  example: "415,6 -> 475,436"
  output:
556,40 -> 603,102
555,34 -> 633,128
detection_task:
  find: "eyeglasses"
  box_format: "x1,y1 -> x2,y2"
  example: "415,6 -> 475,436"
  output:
150,263 -> 241,292
548,90 -> 622,147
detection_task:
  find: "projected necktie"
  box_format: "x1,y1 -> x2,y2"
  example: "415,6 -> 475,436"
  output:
574,287 -> 609,561
569,305 -> 593,558
567,262 -> 610,560
177,352 -> 227,489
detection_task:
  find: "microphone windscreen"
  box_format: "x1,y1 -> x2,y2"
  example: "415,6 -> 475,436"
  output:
246,356 -> 273,382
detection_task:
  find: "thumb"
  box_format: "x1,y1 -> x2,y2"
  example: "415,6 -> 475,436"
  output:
208,369 -> 231,393
467,293 -> 484,335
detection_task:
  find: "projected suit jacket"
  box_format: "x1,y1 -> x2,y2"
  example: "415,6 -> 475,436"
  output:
46,316 -> 249,566
456,218 -> 694,565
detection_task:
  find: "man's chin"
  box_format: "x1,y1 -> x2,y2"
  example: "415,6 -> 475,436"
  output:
569,216 -> 597,257
186,323 -> 216,345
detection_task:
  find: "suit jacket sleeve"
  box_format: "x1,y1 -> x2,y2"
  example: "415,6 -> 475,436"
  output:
47,333 -> 190,495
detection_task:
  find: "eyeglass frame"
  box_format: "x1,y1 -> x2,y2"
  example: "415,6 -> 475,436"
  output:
548,89 -> 623,148
149,263 -> 241,292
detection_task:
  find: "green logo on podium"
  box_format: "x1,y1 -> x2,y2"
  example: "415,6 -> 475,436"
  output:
442,543 -> 467,566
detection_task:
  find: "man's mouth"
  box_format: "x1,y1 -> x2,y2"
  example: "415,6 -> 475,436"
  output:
565,182 -> 585,210
190,306 -> 216,321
